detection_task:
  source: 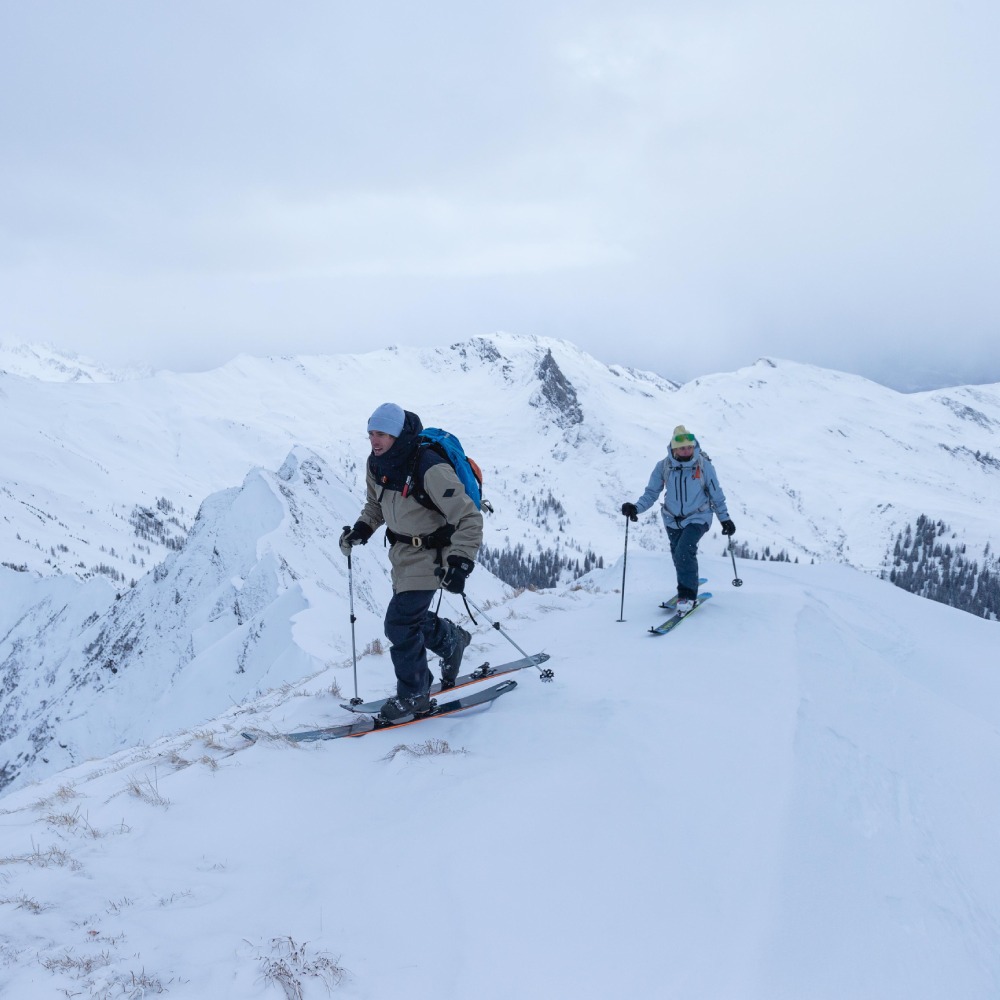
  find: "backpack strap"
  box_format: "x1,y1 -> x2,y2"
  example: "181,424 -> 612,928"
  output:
402,444 -> 448,515
698,456 -> 719,513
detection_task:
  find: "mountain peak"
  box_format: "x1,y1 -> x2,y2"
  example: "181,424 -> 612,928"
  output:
0,339 -> 151,383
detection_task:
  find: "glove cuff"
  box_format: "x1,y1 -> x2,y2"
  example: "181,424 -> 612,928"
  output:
447,555 -> 475,575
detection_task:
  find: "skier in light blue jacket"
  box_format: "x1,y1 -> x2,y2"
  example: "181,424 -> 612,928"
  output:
621,424 -> 736,613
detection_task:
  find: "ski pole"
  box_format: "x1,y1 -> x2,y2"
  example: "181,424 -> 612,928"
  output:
462,594 -> 554,681
344,526 -> 362,705
617,514 -> 631,622
728,536 -> 743,587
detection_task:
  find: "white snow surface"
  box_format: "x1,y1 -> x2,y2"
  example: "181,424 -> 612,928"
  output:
1,554 -> 999,999
1,334 -> 999,995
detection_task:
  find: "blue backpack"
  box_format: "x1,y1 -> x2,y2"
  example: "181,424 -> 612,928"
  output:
404,427 -> 488,512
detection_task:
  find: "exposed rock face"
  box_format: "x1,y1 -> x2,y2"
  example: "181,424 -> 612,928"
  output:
532,349 -> 583,429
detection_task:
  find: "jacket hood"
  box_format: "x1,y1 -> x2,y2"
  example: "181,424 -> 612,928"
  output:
394,410 -> 423,450
369,409 -> 423,488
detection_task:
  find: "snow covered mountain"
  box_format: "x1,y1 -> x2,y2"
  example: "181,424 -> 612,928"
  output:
2,335 -> 999,996
2,333 -> 999,795
0,338 -> 150,383
3,332 -> 999,585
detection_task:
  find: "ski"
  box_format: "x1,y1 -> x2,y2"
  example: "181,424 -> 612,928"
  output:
658,578 -> 708,610
649,593 -> 713,635
242,679 -> 518,744
340,652 -> 550,714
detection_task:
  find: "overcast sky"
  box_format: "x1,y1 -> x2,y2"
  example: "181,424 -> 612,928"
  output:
1,1 -> 997,389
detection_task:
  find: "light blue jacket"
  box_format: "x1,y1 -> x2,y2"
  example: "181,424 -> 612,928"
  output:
633,444 -> 730,530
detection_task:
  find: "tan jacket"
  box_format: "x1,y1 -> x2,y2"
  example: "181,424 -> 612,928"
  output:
359,461 -> 484,593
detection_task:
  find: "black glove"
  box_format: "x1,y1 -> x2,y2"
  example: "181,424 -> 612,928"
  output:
440,554 -> 475,594
339,521 -> 373,556
720,519 -> 736,536
621,502 -> 638,522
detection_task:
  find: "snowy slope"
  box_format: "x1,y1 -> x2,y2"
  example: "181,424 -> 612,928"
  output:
1,555 -> 998,999
3,334 -> 1000,793
676,359 -> 1000,570
1,449 -> 391,791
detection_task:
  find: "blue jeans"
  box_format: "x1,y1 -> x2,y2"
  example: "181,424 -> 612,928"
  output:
665,521 -> 709,600
384,590 -> 462,700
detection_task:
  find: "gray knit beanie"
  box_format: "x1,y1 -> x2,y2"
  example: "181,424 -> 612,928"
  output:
367,402 -> 405,437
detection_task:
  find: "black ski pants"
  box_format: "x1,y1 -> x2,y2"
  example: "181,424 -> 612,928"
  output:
384,590 -> 461,700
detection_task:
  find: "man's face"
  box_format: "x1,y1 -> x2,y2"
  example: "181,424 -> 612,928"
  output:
369,430 -> 396,456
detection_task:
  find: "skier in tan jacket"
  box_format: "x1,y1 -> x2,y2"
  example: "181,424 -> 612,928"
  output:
340,403 -> 483,722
